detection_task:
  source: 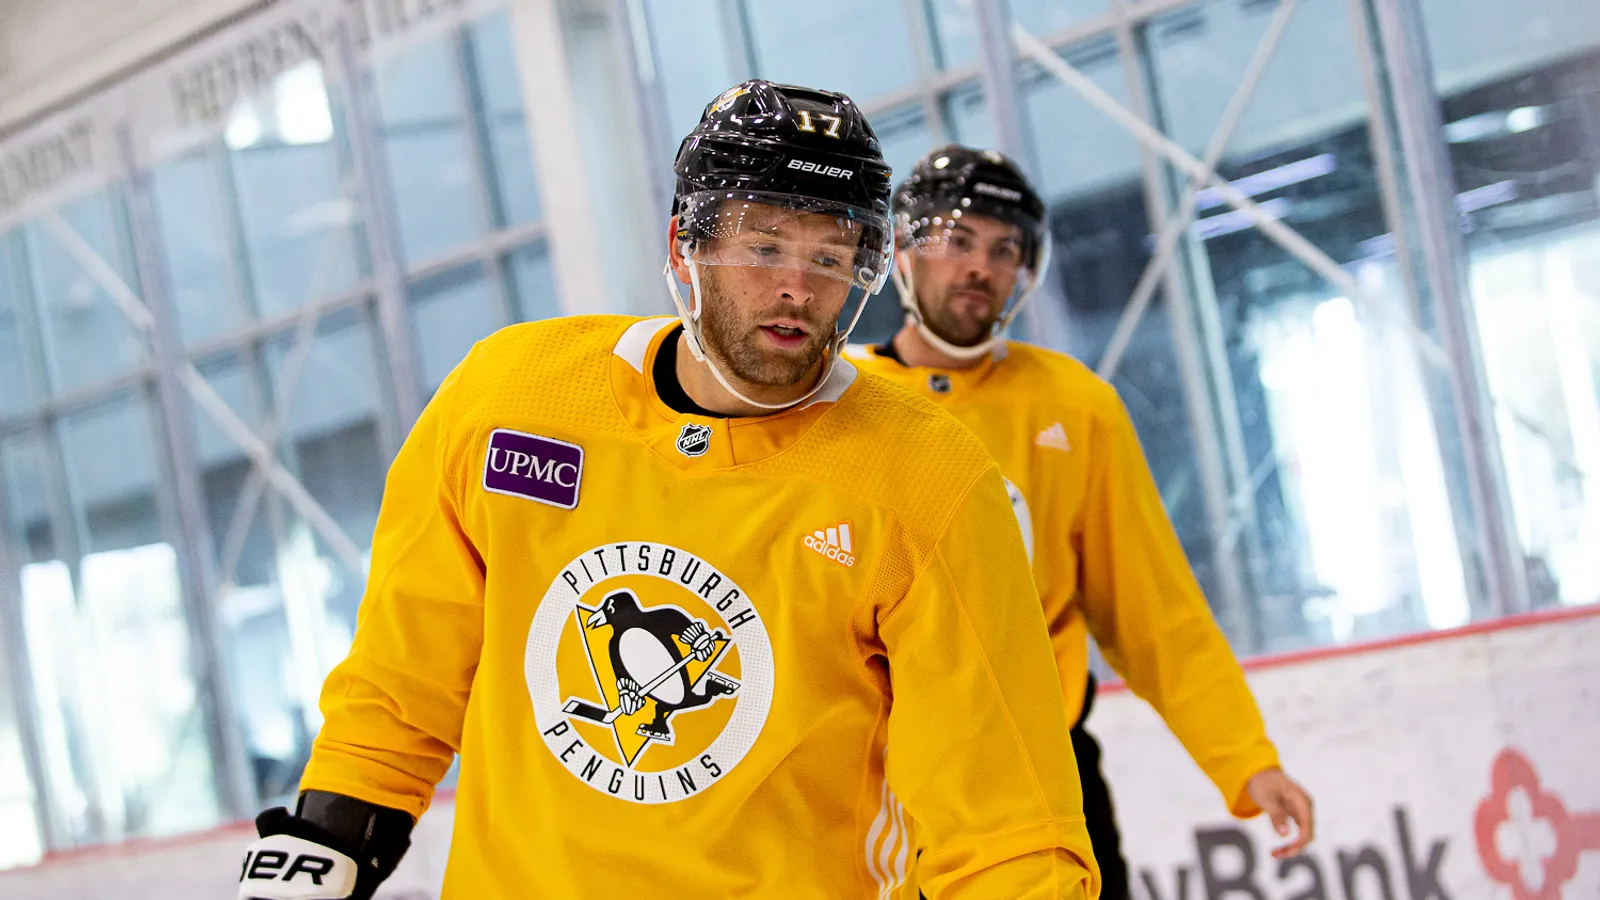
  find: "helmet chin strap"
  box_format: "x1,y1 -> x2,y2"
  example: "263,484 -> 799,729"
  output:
661,256 -> 860,413
893,243 -> 1050,362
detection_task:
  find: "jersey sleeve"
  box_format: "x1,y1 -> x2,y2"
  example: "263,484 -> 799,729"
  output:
1075,392 -> 1280,818
881,465 -> 1098,900
299,357 -> 486,819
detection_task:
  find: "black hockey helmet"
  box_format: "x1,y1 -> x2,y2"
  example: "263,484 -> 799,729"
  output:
889,145 -> 1052,359
892,144 -> 1047,271
671,80 -> 894,293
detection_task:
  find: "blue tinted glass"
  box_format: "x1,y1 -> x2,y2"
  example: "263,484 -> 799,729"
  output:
1147,0 -> 1367,154
873,104 -> 936,183
927,0 -> 981,69
260,308 -> 387,630
507,242 -> 560,321
468,10 -> 543,226
1011,0 -> 1111,38
1421,0 -> 1600,612
23,188 -> 150,394
1421,0 -> 1599,95
0,234 -> 35,417
0,432 -> 54,562
745,2 -> 918,103
229,63 -> 362,317
151,150 -> 247,345
1022,40 -> 1139,201
56,392 -> 223,838
945,81 -> 996,150
409,264 -> 504,392
374,37 -> 483,265
644,0 -> 740,157
1139,0 -> 1494,650
262,307 -> 382,445
0,437 -> 44,867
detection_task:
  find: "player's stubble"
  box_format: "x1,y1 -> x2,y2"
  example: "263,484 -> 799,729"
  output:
697,266 -> 841,388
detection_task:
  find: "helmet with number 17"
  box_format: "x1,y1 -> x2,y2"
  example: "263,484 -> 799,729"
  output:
665,80 -> 894,410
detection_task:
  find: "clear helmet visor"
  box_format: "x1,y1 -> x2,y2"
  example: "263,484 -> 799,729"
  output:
664,193 -> 889,410
900,212 -> 1036,287
677,190 -> 892,293
893,209 -> 1052,354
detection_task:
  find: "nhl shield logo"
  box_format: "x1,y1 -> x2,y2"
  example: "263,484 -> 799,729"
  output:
676,423 -> 712,458
526,543 -> 774,804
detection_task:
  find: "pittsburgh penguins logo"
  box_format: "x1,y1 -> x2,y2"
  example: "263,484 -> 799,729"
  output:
563,590 -> 740,754
708,84 -> 749,114
526,542 -> 774,804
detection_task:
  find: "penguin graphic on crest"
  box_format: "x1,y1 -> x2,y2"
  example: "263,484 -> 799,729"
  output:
562,590 -> 739,753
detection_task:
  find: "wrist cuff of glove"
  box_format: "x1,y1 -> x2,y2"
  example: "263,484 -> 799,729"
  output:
296,790 -> 414,879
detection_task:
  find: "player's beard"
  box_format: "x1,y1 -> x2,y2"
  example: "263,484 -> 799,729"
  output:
920,276 -> 1005,348
697,269 -> 836,388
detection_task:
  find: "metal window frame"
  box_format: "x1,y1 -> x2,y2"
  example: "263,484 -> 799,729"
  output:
0,0 -> 574,857
505,0 -> 615,317
0,444 -> 64,857
718,0 -> 760,82
612,0 -> 677,222
330,19 -> 424,437
1112,0 -> 1259,646
120,124 -> 258,821
0,233 -> 53,415
455,19 -> 522,328
981,0 -> 1527,646
903,0 -> 957,141
1347,0 -> 1527,619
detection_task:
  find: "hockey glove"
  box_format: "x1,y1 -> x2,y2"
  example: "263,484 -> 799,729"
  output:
238,791 -> 413,900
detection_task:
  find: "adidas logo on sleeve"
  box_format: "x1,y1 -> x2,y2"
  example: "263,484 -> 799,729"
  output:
803,522 -> 856,568
1034,422 -> 1071,452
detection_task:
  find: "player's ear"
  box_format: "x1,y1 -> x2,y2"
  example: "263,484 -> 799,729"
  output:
668,216 -> 693,284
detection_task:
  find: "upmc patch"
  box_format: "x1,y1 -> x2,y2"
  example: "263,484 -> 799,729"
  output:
483,429 -> 584,509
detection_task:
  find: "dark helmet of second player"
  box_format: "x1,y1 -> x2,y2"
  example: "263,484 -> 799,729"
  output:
891,145 -> 1051,359
892,145 -> 1046,270
664,80 -> 896,409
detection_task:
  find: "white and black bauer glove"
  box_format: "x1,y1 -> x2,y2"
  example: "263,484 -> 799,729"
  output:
239,791 -> 413,900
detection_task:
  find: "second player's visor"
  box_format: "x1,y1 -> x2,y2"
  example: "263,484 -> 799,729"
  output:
902,216 -> 1028,278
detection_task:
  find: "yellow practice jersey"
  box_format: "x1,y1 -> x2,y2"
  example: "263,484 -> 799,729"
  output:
302,316 -> 1099,899
848,340 -> 1280,818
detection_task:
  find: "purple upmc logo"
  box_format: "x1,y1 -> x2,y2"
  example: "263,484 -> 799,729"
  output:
482,429 -> 584,510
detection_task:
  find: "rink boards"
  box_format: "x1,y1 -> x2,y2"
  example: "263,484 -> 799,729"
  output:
3,605 -> 1596,899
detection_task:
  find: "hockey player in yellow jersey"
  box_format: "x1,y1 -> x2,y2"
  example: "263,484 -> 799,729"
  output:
847,146 -> 1317,900
236,87 -> 1098,899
